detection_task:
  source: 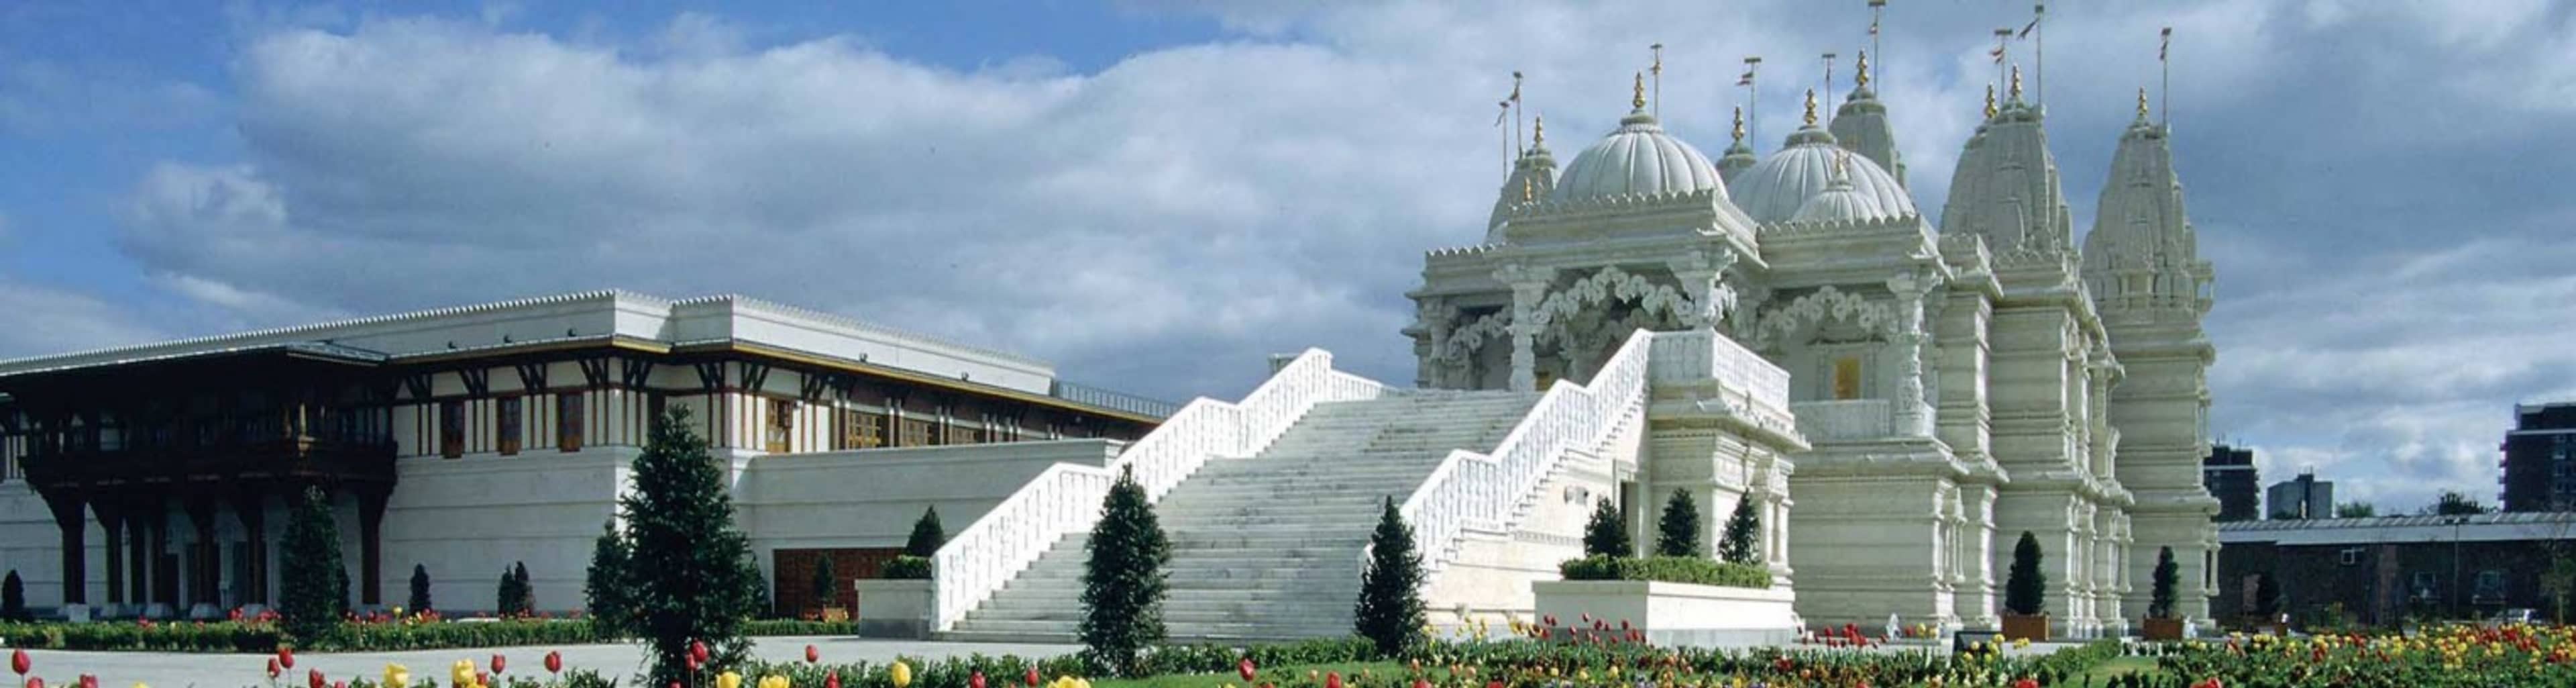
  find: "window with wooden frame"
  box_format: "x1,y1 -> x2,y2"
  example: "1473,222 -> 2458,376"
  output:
1831,356 -> 1864,400
557,393 -> 585,452
897,416 -> 935,447
839,409 -> 887,450
496,396 -> 523,455
439,399 -> 466,458
947,418 -> 987,446
766,398 -> 796,452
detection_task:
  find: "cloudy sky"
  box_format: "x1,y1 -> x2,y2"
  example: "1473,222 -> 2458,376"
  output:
2,1 -> 2570,513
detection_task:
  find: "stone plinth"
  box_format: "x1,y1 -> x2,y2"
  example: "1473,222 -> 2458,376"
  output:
855,579 -> 933,639
1532,580 -> 1800,647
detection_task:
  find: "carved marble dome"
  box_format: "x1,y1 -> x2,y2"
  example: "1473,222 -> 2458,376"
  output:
1729,124 -> 1915,224
1550,106 -> 1725,201
1790,152 -> 1884,224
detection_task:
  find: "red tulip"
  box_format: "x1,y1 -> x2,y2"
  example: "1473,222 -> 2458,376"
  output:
26,677 -> 42,688
1024,667 -> 1040,687
691,640 -> 710,665
308,668 -> 325,688
1412,680 -> 1430,688
807,644 -> 821,664
1542,615 -> 1556,628
970,671 -> 987,688
14,648 -> 30,675
477,671 -> 490,687
671,683 -> 684,688
1487,682 -> 1505,688
334,683 -> 347,688
546,650 -> 564,675
687,654 -> 702,673
492,654 -> 508,675
268,657 -> 282,678
1240,658 -> 1257,682
827,671 -> 843,688
77,676 -> 96,688
1325,672 -> 1343,688
2014,679 -> 2039,688
280,648 -> 297,670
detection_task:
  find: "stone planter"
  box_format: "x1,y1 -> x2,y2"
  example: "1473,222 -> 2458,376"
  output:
853,579 -> 933,639
1532,580 -> 1800,648
2141,616 -> 2184,640
2000,613 -> 2050,642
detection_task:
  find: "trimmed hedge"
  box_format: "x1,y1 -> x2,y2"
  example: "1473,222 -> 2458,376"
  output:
880,554 -> 933,579
743,618 -> 859,636
1558,554 -> 1773,589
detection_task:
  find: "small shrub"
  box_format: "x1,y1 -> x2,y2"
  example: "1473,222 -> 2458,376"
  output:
1558,555 -> 1773,588
1654,489 -> 1701,558
0,571 -> 26,622
906,505 -> 947,557
2006,530 -> 2047,616
1582,497 -> 1631,558
1353,497 -> 1425,656
879,556 -> 932,580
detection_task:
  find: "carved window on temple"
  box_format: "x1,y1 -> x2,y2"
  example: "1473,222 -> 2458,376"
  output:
497,396 -> 523,456
1831,356 -> 1864,400
440,399 -> 466,458
766,399 -> 796,452
948,417 -> 987,446
840,409 -> 888,450
557,393 -> 584,452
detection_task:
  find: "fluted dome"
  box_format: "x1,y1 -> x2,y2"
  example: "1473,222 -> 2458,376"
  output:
1728,125 -> 1916,224
1790,157 -> 1884,224
1550,109 -> 1724,201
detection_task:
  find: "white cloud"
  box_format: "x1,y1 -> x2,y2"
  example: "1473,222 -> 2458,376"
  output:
0,280 -> 165,360
95,1 -> 2576,513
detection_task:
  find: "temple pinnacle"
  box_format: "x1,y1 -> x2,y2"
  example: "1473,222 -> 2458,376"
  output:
2136,87 -> 2151,121
1731,105 -> 1746,142
1631,72 -> 1646,110
1802,89 -> 1818,126
1854,50 -> 1871,90
1984,84 -> 1998,119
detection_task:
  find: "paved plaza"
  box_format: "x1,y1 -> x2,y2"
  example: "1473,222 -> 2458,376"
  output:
7,636 -> 1083,687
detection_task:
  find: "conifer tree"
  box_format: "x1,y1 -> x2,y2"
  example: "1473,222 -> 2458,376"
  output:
407,564 -> 433,614
515,561 -> 535,613
2005,531 -> 2048,616
811,554 -> 839,613
279,485 -> 350,641
620,406 -> 761,683
1354,497 -> 1426,656
904,506 -> 947,557
2149,546 -> 2180,619
1655,489 -> 1702,558
584,520 -> 632,638
1719,495 -> 1762,565
1581,498 -> 1631,558
1079,467 -> 1169,677
0,570 -> 25,622
497,569 -> 517,616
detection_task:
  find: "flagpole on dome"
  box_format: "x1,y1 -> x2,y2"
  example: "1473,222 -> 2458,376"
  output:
1992,28 -> 2012,95
1822,52 -> 1837,105
2159,27 -> 2173,129
1739,56 -> 1762,144
1511,71 -> 1525,155
1651,44 -> 1664,119
1868,0 -> 1885,87
2034,3 -> 2046,110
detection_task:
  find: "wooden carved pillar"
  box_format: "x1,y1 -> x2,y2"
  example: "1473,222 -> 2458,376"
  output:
357,485 -> 390,605
231,490 -> 268,605
127,501 -> 152,607
184,497 -> 219,607
148,504 -> 174,607
94,501 -> 123,607
42,491 -> 87,605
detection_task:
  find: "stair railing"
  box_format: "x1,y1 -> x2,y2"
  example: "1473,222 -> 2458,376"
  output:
932,348 -> 1387,632
1384,329 -> 1657,577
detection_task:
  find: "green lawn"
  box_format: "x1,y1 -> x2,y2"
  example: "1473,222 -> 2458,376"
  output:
2076,654 -> 2159,683
1093,661 -> 1405,688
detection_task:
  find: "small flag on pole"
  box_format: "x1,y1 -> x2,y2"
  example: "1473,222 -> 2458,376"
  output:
1737,70 -> 1754,86
2018,16 -> 2039,39
1495,100 -> 1511,126
2160,27 -> 2172,61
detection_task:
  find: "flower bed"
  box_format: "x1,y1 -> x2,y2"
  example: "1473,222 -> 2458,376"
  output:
0,617 -> 853,654
1558,555 -> 1773,589
2128,624 -> 2576,688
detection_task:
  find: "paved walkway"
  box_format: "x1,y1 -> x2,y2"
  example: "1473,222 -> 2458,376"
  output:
9,636 -> 1082,688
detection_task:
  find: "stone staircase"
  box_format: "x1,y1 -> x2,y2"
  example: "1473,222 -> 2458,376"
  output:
945,390 -> 1542,641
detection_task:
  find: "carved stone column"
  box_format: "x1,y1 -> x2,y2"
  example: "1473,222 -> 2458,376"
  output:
1416,299 -> 1454,389
1666,249 -> 1740,331
1884,272 -> 1938,436
1495,264 -> 1554,393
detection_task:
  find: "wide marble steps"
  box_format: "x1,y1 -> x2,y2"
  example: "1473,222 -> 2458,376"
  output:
942,390 -> 1540,642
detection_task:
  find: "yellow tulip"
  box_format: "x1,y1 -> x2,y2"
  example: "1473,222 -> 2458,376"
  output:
890,660 -> 914,688
1075,680 -> 1092,688
759,678 -> 790,688
384,663 -> 411,688
454,659 -> 482,688
718,671 -> 743,688
1055,677 -> 1081,688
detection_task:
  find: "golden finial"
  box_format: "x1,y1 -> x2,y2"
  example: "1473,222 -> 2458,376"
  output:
1984,84 -> 1998,119
1854,50 -> 1871,90
1631,72 -> 1646,110
1731,105 -> 1746,142
2136,87 -> 2150,121
1801,89 -> 1818,126
1532,114 -> 1545,148
1522,175 -> 1534,202
2009,64 -> 2024,101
